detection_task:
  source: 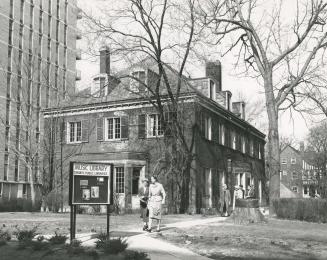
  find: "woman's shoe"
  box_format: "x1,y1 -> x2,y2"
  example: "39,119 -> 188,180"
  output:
143,225 -> 148,231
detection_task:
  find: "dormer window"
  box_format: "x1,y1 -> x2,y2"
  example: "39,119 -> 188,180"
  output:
130,70 -> 146,92
209,79 -> 215,100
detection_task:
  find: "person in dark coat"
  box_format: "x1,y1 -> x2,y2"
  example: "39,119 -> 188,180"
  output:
138,178 -> 150,230
219,184 -> 231,217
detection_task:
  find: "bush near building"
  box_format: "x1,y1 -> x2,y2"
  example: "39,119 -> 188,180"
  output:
272,198 -> 327,223
0,198 -> 41,212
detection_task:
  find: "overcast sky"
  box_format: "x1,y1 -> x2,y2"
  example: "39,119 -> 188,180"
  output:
76,0 -> 325,144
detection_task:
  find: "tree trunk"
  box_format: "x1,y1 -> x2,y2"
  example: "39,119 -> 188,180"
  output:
264,74 -> 280,214
28,166 -> 36,207
179,159 -> 192,213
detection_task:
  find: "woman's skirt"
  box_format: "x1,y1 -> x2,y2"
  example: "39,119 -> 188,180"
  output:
148,200 -> 162,220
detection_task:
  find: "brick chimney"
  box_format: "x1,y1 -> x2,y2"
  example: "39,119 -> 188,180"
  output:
205,61 -> 222,91
232,101 -> 246,120
216,90 -> 232,111
92,46 -> 113,97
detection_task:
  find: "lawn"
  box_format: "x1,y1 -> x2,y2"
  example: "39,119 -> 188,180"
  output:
158,218 -> 327,260
0,212 -> 202,235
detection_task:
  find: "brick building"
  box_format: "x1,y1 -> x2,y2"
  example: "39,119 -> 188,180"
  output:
280,144 -> 319,198
0,0 -> 81,203
43,51 -> 266,213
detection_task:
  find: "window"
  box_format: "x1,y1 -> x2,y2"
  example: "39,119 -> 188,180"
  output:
281,158 -> 287,164
282,170 -> 287,176
291,158 -> 296,164
292,186 -> 298,193
115,167 -> 125,193
106,117 -> 121,140
204,116 -> 212,140
303,186 -> 309,195
292,172 -> 298,179
241,136 -> 246,153
219,124 -> 225,145
68,122 -> 81,143
148,114 -> 164,137
231,131 -> 236,149
250,140 -> 254,156
258,143 -> 262,159
130,70 -> 146,92
23,184 -> 27,197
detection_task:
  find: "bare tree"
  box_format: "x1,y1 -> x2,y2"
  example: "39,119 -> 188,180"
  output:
198,0 -> 327,210
82,0 -> 202,213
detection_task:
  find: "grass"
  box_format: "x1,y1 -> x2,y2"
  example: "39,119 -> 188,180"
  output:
159,218 -> 327,260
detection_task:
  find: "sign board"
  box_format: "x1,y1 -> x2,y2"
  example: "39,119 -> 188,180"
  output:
69,162 -> 113,205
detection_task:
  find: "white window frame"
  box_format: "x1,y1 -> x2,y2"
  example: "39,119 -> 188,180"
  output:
204,116 -> 212,140
258,143 -> 262,159
292,186 -> 298,193
232,131 -> 236,150
241,136 -> 246,153
67,121 -> 82,144
220,124 -> 225,145
130,70 -> 146,93
281,158 -> 287,164
291,158 -> 296,164
292,172 -> 298,179
115,167 -> 125,194
147,114 -> 164,138
105,117 -> 121,141
282,170 -> 287,176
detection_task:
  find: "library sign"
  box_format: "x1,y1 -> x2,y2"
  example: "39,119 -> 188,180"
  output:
69,162 -> 113,205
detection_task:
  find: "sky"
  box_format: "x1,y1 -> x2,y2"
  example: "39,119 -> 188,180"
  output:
75,0 -> 325,143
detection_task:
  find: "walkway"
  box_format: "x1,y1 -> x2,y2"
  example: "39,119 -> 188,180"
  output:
78,216 -> 224,260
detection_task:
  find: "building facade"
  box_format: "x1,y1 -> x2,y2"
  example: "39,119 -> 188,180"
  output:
280,144 -> 319,198
0,0 -> 80,204
43,53 -> 266,213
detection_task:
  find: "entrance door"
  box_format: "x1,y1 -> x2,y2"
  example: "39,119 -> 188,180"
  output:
131,167 -> 142,209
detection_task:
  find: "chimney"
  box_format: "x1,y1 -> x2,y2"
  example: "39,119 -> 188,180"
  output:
300,142 -> 304,152
205,61 -> 222,91
216,90 -> 232,111
92,46 -> 111,97
232,101 -> 246,120
100,46 -> 110,75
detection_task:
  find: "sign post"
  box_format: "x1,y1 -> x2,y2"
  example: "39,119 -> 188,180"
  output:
69,162 -> 113,241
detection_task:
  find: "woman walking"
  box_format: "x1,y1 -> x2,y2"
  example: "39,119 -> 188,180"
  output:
138,178 -> 150,231
147,176 -> 166,232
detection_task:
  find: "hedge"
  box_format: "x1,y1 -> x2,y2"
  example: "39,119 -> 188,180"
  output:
272,198 -> 327,223
0,198 -> 41,212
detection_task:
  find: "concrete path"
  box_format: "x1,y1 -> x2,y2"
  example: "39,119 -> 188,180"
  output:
77,216 -> 224,260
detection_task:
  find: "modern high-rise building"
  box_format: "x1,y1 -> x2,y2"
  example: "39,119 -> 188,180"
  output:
0,0 -> 81,204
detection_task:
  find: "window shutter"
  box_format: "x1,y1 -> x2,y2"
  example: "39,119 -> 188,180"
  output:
96,118 -> 104,141
81,120 -> 89,142
121,116 -> 129,139
138,114 -> 146,139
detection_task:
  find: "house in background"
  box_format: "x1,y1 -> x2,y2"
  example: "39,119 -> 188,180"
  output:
280,143 -> 319,198
43,49 -> 266,213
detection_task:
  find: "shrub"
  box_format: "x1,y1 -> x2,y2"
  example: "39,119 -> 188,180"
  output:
0,239 -> 7,247
66,239 -> 84,255
0,228 -> 11,241
0,198 -> 41,212
15,226 -> 38,242
49,232 -> 68,244
123,250 -> 150,260
272,198 -> 327,223
97,238 -> 128,255
29,240 -> 50,251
